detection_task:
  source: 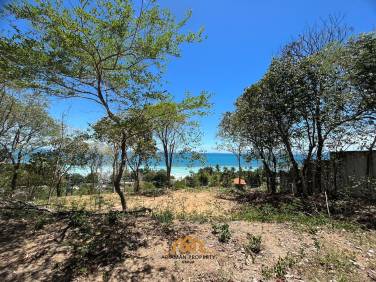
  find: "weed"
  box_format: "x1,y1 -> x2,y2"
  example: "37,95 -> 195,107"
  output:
34,216 -> 50,230
212,223 -> 231,243
244,233 -> 262,254
70,211 -> 92,234
318,250 -> 354,272
261,253 -> 296,280
152,210 -> 174,224
107,210 -> 120,225
234,205 -> 360,231
313,237 -> 321,251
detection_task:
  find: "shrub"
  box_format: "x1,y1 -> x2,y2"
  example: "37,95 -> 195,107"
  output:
70,211 -> 91,233
153,210 -> 174,225
142,181 -> 156,190
261,253 -> 296,280
173,180 -> 186,189
34,216 -> 50,230
212,223 -> 231,243
244,233 -> 262,254
107,211 -> 120,225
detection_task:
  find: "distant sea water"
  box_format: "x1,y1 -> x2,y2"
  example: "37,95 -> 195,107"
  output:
74,153 -> 261,179
145,153 -> 260,179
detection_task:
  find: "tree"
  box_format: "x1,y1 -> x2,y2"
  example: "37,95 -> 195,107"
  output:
0,94 -> 57,191
5,0 -> 203,123
147,93 -> 210,187
235,84 -> 283,193
217,112 -> 248,185
86,143 -> 106,193
126,130 -> 156,193
38,118 -> 90,200
232,19 -> 375,196
93,110 -> 151,210
93,117 -> 128,210
0,91 -> 17,163
345,32 -> 376,183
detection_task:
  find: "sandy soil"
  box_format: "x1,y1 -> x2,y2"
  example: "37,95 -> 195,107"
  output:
1,190 -> 375,282
50,189 -> 239,216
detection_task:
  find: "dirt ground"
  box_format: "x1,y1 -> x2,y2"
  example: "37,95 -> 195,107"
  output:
1,189 -> 376,281
48,189 -> 239,216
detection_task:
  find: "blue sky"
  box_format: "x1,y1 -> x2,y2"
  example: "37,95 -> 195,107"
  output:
41,1 -> 376,152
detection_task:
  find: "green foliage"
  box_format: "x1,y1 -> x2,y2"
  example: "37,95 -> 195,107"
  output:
261,253 -> 296,280
34,216 -> 51,230
244,233 -> 262,254
152,210 -> 174,225
4,0 -> 203,111
146,92 -> 211,186
107,211 -> 120,225
212,223 -> 231,243
70,211 -> 92,234
173,180 -> 186,189
233,202 -> 360,231
142,169 -> 171,188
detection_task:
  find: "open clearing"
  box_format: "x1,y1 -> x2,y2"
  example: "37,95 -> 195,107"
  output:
1,189 -> 376,281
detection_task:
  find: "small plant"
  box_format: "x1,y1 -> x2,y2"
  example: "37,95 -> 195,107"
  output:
70,211 -> 91,234
261,253 -> 296,280
244,233 -> 262,254
153,210 -> 174,225
313,237 -> 321,251
212,223 -> 231,243
107,210 -> 120,225
34,216 -> 49,230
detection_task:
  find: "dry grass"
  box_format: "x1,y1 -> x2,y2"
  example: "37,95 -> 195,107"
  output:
45,188 -> 239,218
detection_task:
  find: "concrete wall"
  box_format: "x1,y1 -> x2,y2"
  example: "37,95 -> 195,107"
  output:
331,150 -> 376,198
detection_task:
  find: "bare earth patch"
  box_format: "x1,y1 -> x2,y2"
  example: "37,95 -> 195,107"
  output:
50,189 -> 238,217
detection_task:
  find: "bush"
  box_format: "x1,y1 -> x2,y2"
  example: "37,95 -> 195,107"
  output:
153,210 -> 174,225
142,181 -> 156,190
185,174 -> 199,188
244,233 -> 262,254
34,216 -> 50,230
212,223 -> 231,243
107,211 -> 120,225
143,169 -> 172,188
173,180 -> 186,189
261,253 -> 296,280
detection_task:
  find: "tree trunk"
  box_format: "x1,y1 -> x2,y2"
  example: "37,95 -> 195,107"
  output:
166,166 -> 172,188
238,152 -> 242,181
133,169 -> 141,193
314,139 -> 324,194
366,135 -> 376,189
282,134 -> 305,196
113,136 -> 127,211
56,177 -> 62,197
10,163 -> 20,191
263,161 -> 276,194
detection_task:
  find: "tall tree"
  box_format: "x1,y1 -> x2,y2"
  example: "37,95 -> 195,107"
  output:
217,112 -> 248,184
4,0 -> 203,123
126,129 -> 156,193
147,93 -> 210,187
235,84 -> 283,194
0,94 -> 57,191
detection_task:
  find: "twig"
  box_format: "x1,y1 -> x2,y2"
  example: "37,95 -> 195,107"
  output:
325,191 -> 331,217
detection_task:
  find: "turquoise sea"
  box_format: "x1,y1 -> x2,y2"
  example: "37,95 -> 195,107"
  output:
145,153 -> 260,178
75,153 -> 261,179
